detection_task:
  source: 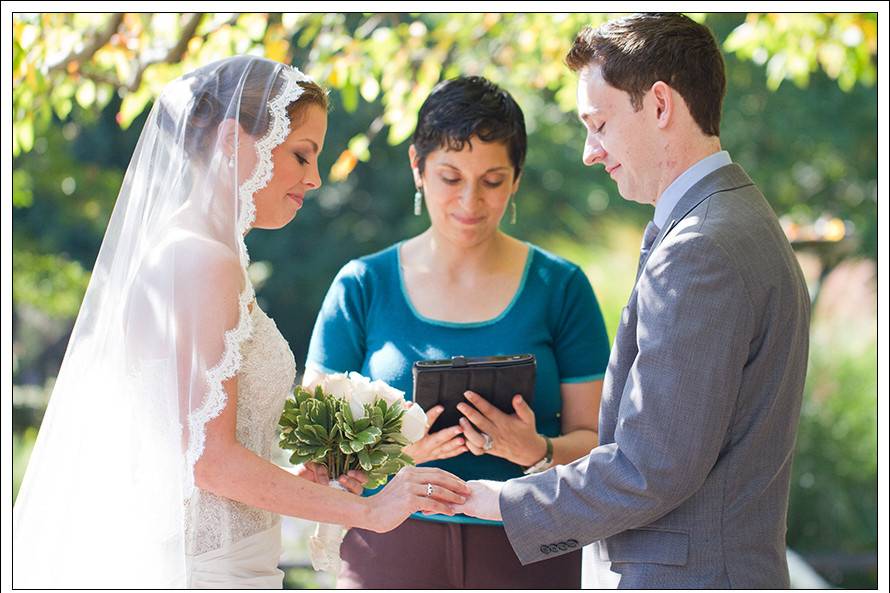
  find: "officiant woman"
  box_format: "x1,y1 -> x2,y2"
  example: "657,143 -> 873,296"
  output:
302,76 -> 610,588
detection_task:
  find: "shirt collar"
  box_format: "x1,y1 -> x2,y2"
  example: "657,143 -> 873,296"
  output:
653,150 -> 732,229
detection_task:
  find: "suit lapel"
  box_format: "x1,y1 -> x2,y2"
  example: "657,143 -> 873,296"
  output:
640,164 -> 755,275
601,164 -> 757,441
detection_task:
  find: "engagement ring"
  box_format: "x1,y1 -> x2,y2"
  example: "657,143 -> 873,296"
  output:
426,483 -> 434,497
482,432 -> 494,451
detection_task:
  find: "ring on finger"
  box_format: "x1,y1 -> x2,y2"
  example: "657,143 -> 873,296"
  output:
426,483 -> 434,497
481,432 -> 494,451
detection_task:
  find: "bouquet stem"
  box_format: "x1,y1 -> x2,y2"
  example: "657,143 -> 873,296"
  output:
308,480 -> 348,573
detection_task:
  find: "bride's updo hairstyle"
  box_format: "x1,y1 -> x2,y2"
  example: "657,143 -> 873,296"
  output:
156,56 -> 328,163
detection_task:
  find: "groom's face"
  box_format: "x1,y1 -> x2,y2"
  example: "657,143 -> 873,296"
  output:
577,64 -> 658,205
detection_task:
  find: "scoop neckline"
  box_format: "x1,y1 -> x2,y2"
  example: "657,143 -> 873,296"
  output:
395,240 -> 534,329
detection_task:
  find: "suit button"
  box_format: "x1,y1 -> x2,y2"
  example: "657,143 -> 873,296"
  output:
548,544 -> 560,553
558,542 -> 568,551
567,539 -> 579,548
540,545 -> 550,554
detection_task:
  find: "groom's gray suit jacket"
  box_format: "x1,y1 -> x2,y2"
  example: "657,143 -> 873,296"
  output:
500,164 -> 810,588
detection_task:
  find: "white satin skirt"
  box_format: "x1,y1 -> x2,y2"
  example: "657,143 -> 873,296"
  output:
186,525 -> 284,589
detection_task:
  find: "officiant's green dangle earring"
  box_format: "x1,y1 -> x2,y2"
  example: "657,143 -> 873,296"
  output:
414,186 -> 423,216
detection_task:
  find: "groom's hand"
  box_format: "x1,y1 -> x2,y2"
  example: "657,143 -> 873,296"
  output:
454,479 -> 504,522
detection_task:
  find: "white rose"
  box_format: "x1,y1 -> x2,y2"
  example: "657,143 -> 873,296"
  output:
347,372 -> 376,419
400,402 -> 428,443
322,373 -> 353,401
370,379 -> 406,405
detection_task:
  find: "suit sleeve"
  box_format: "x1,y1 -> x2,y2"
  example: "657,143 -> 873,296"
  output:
499,232 -> 755,565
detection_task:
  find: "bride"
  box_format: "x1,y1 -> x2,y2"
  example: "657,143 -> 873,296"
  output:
12,56 -> 469,589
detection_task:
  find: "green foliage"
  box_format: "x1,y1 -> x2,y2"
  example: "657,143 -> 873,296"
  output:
12,12 -> 877,167
13,427 -> 39,502
724,13 -> 876,91
12,251 -> 91,319
787,325 -> 877,558
278,386 -> 414,489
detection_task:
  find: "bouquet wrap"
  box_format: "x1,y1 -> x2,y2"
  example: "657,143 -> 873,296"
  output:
308,480 -> 349,573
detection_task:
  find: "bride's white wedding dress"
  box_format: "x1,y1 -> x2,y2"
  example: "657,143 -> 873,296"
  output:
185,304 -> 296,588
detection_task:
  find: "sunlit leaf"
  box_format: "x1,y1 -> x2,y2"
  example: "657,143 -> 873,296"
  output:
74,79 -> 96,109
118,86 -> 152,129
329,150 -> 359,182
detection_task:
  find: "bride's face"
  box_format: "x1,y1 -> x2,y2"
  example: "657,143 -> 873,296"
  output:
251,105 -> 328,230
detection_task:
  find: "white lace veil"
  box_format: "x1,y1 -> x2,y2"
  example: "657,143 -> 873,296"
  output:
13,56 -> 313,587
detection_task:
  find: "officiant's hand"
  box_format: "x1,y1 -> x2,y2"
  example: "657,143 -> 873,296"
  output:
458,391 -> 546,467
402,405 -> 468,464
364,466 -> 470,533
296,461 -> 367,495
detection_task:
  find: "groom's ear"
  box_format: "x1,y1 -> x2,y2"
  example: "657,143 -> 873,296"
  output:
650,81 -> 674,129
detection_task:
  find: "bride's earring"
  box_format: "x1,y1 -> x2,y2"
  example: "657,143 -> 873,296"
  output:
414,187 -> 423,216
227,155 -> 235,169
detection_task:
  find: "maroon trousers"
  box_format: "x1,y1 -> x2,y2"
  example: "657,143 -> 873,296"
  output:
337,518 -> 581,589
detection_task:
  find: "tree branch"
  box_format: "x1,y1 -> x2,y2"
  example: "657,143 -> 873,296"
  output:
46,13 -> 124,74
127,12 -> 205,91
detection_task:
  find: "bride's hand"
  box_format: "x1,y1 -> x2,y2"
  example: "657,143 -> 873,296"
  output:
295,461 -> 367,495
402,405 -> 467,465
363,466 -> 469,533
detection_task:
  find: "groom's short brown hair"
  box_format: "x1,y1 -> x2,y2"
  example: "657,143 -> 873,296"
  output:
566,13 -> 725,137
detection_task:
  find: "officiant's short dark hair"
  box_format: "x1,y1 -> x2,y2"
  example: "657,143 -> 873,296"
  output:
412,76 -> 527,179
566,13 -> 725,137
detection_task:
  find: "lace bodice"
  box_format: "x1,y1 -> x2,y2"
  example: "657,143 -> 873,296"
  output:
185,305 -> 296,555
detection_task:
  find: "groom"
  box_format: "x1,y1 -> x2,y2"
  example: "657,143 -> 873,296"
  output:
458,13 -> 810,588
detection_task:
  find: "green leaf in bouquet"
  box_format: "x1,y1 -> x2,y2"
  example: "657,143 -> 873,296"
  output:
349,439 -> 365,453
354,417 -> 371,433
368,450 -> 387,466
376,459 -> 404,475
364,474 -> 386,489
377,443 -> 404,456
339,440 -> 354,455
326,397 -> 339,421
357,448 -> 372,471
308,424 -> 329,444
386,433 -> 410,447
293,444 -> 316,456
384,400 -> 402,422
354,426 -> 382,446
341,421 -> 356,440
295,426 -> 320,446
369,404 -> 385,427
309,401 -> 330,430
289,451 -> 312,465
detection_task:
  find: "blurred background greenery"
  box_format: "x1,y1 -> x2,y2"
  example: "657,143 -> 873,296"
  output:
12,12 -> 877,588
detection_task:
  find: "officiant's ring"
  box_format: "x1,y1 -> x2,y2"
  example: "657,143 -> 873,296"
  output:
481,432 -> 494,451
426,483 -> 434,497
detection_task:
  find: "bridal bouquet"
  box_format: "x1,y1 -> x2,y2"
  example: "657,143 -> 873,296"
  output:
279,372 -> 427,572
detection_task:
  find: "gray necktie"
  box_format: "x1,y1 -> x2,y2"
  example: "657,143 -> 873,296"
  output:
637,220 -> 660,279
